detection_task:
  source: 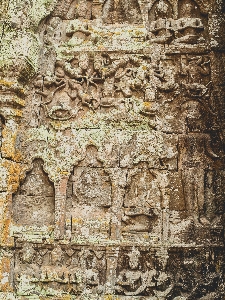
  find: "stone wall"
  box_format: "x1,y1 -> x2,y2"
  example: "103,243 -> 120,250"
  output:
0,0 -> 224,299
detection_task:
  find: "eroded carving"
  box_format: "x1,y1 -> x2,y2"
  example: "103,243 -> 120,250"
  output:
178,105 -> 219,224
66,146 -> 112,240
1,0 -> 224,299
102,0 -> 143,24
175,0 -> 205,44
148,0 -> 174,44
12,159 -> 55,226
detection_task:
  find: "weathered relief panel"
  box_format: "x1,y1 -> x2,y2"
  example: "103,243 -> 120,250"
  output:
0,0 -> 224,299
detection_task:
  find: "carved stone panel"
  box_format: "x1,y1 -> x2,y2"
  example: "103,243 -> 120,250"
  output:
12,159 -> 55,227
66,146 -> 112,240
0,0 -> 224,299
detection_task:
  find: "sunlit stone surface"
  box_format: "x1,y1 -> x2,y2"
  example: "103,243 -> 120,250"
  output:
0,0 -> 224,299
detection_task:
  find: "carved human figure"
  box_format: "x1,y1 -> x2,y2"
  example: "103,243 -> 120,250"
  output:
65,54 -> 99,108
14,243 -> 40,293
65,53 -> 90,78
36,62 -> 77,120
153,271 -> 174,299
154,58 -> 178,93
149,0 -> 174,43
85,255 -> 100,294
181,55 -> 211,98
178,111 -> 219,224
66,251 -> 85,293
100,55 -> 129,105
115,248 -> 149,295
122,165 -> 162,234
115,57 -> 159,101
102,0 -> 142,24
77,249 -> 105,294
115,67 -> 133,98
71,54 -> 100,108
40,245 -> 69,284
175,0 -> 204,44
74,0 -> 93,20
37,53 -> 101,119
68,165 -> 111,207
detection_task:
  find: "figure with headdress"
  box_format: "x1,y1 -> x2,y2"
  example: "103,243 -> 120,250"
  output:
149,0 -> 174,44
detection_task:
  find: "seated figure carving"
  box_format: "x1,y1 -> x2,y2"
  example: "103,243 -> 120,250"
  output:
102,0 -> 142,24
115,248 -> 150,296
149,0 -> 174,44
174,0 -> 205,44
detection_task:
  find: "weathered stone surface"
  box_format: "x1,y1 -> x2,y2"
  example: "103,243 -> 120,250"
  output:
0,0 -> 224,299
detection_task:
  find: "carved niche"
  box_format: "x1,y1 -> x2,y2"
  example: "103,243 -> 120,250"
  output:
178,101 -> 220,225
148,0 -> 207,45
121,163 -> 161,241
175,0 -> 206,44
102,0 -> 143,24
2,0 -> 224,298
66,146 -> 112,240
148,0 -> 174,44
12,159 -> 55,226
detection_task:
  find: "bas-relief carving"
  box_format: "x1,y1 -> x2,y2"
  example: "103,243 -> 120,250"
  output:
148,0 -> 207,45
12,159 -> 55,227
102,0 -> 143,24
66,146 -> 112,240
14,243 -> 107,296
0,0 -> 224,298
178,117 -> 219,225
180,55 -> 211,99
33,53 -> 181,129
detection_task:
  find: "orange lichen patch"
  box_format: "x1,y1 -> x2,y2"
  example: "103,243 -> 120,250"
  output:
13,150 -> 23,162
72,218 -> 83,225
11,96 -> 25,107
2,160 -> 23,193
143,101 -> 152,109
0,80 -> 14,87
0,80 -> 25,97
12,109 -> 23,117
98,45 -> 106,50
1,218 -> 13,247
62,296 -> 73,300
0,94 -> 25,107
0,193 -> 13,246
0,257 -> 13,292
1,126 -> 23,161
1,127 -> 17,159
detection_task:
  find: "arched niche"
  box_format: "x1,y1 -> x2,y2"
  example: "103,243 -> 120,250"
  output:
66,145 -> 112,239
52,0 -> 94,20
178,0 -> 201,18
12,159 -> 55,226
121,163 -> 161,237
179,0 -> 210,16
67,145 -> 111,208
124,166 -> 161,209
102,0 -> 143,25
148,0 -> 173,23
